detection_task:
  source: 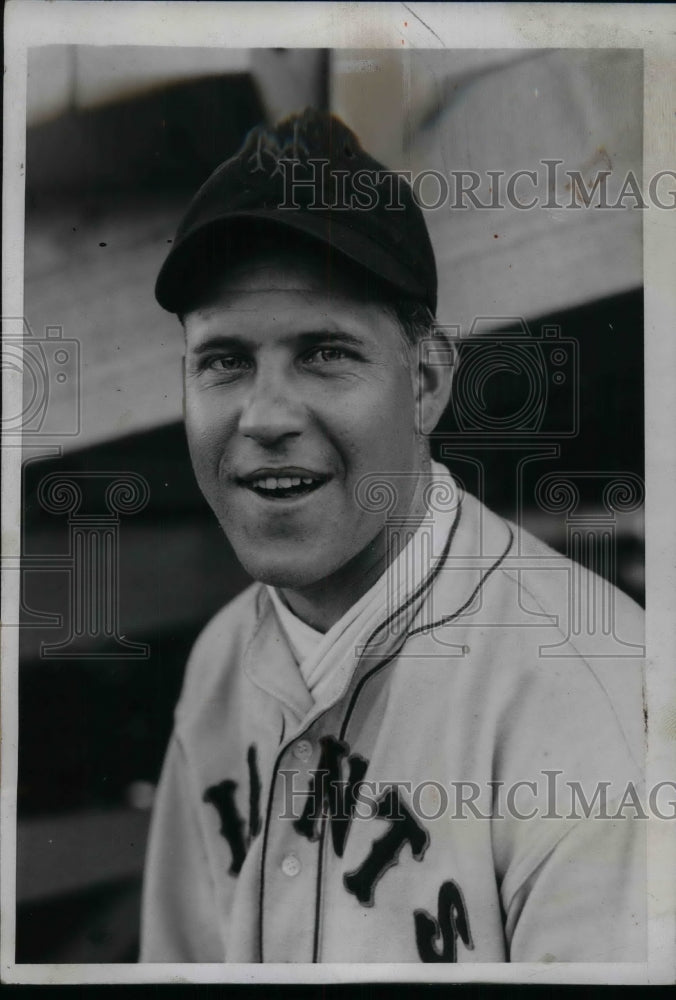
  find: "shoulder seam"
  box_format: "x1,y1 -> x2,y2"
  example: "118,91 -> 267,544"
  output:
175,582 -> 265,725
172,730 -> 222,926
497,564 -> 644,773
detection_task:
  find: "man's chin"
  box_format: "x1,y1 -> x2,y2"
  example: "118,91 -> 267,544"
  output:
236,552 -> 337,592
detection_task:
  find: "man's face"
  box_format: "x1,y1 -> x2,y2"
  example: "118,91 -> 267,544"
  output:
183,248 -> 430,591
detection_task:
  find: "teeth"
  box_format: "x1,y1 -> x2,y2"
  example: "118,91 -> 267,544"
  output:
250,475 -> 319,492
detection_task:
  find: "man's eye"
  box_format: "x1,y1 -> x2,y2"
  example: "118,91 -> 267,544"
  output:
207,355 -> 250,373
305,346 -> 350,364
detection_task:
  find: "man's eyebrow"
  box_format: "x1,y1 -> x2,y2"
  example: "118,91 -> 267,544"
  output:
190,330 -> 368,355
190,334 -> 251,356
295,330 -> 367,349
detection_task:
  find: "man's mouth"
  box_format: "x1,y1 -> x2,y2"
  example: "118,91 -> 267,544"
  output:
239,469 -> 329,500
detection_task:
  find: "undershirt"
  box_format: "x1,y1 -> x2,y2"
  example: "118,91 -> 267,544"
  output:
266,460 -> 452,700
267,585 -> 324,677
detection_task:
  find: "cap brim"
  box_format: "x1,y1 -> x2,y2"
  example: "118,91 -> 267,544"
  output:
155,209 -> 432,314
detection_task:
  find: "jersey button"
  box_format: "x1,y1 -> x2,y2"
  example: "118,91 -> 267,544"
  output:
293,739 -> 313,762
281,853 -> 302,877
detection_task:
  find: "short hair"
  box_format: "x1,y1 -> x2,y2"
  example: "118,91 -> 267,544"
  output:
387,299 -> 437,350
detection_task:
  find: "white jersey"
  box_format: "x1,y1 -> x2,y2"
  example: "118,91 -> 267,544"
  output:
140,475 -> 645,964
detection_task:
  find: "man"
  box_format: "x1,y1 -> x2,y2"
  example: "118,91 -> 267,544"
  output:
141,109 -> 645,963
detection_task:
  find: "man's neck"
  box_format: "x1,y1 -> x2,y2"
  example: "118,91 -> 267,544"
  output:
279,471 -> 431,633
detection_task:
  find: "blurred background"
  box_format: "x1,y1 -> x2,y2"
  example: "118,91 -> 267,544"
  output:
17,46 -> 643,962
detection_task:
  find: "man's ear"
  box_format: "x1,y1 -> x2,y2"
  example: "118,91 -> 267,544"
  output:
179,316 -> 187,422
415,333 -> 457,436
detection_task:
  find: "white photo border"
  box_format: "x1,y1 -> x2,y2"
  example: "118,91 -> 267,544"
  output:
2,0 -> 675,986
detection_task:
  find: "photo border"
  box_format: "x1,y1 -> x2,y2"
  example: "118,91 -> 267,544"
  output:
2,0 -> 675,986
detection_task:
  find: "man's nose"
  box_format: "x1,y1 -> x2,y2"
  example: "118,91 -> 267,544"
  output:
237,371 -> 305,444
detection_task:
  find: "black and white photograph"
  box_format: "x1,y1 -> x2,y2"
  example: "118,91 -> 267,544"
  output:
2,0 -> 675,986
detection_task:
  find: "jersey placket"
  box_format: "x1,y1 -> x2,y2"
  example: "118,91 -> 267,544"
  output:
259,730 -> 325,962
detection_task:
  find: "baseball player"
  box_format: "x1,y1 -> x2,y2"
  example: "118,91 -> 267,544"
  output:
140,110 -> 645,963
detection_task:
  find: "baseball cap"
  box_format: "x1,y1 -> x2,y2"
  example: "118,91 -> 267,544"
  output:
155,108 -> 437,315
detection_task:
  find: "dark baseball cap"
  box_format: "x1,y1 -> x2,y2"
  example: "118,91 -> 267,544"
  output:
155,108 -> 437,315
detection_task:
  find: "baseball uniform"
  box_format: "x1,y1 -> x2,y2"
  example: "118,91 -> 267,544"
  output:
140,461 -> 645,963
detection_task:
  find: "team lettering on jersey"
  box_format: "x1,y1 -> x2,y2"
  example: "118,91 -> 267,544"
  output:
203,744 -> 261,875
203,735 -> 473,962
414,880 -> 474,961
